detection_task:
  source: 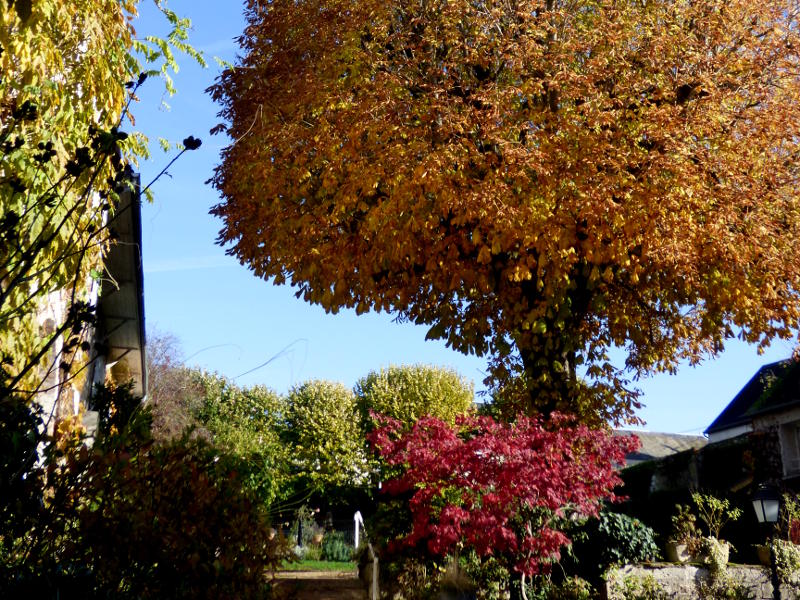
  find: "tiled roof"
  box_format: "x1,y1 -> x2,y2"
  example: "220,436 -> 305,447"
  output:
614,430 -> 707,466
704,359 -> 799,435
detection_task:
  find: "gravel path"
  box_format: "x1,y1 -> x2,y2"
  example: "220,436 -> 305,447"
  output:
272,571 -> 367,600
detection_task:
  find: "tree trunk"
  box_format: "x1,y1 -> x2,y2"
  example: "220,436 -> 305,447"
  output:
509,576 -> 523,600
519,338 -> 577,418
516,262 -> 591,418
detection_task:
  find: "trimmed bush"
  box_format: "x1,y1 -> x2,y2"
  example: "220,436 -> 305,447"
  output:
321,531 -> 353,562
569,511 -> 660,582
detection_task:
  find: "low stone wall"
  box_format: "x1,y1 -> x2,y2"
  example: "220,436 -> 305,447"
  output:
606,563 -> 797,599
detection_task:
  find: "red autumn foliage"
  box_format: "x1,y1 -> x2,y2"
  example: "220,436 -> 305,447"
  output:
370,413 -> 638,576
790,518 -> 800,546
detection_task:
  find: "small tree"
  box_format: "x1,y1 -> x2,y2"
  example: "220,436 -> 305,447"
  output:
370,413 -> 637,597
194,371 -> 289,507
691,493 -> 742,541
355,364 -> 474,431
283,380 -> 368,494
146,329 -> 207,441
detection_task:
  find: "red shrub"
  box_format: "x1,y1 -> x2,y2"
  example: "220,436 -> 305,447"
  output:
370,413 -> 637,577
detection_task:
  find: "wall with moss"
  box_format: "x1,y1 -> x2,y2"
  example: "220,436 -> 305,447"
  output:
606,564 -> 794,600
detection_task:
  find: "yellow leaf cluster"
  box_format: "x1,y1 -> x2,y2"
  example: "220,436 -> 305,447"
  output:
1,1 -> 200,398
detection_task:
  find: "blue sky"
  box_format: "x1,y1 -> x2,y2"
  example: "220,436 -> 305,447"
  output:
131,1 -> 794,434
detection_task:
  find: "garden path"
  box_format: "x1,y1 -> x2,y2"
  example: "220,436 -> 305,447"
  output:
272,570 -> 367,600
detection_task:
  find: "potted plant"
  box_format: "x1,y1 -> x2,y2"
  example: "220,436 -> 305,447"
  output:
691,492 -> 742,568
666,504 -> 701,563
755,542 -> 771,566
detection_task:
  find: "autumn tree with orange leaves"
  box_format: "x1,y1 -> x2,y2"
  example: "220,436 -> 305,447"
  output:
210,0 -> 800,423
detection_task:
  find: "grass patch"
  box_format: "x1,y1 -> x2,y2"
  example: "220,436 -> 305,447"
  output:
280,559 -> 357,572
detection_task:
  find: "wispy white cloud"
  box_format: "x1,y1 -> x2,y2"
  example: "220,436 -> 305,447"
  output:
144,255 -> 235,274
200,38 -> 239,57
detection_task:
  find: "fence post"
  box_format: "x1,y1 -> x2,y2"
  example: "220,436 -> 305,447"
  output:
354,510 -> 363,550
355,511 -> 379,600
371,546 -> 378,600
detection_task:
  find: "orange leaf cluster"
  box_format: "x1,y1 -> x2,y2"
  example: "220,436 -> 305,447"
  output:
211,0 -> 800,421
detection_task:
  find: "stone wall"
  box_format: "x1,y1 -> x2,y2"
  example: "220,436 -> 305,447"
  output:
606,564 -> 798,599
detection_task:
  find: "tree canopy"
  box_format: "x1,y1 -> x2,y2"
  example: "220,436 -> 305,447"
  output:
146,336 -> 482,504
283,380 -> 368,492
195,372 -> 290,507
211,0 -> 800,422
355,364 -> 474,430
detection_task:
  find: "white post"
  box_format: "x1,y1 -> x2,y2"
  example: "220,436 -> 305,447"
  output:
354,510 -> 363,549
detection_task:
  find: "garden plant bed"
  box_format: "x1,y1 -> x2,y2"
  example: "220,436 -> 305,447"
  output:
279,560 -> 357,572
